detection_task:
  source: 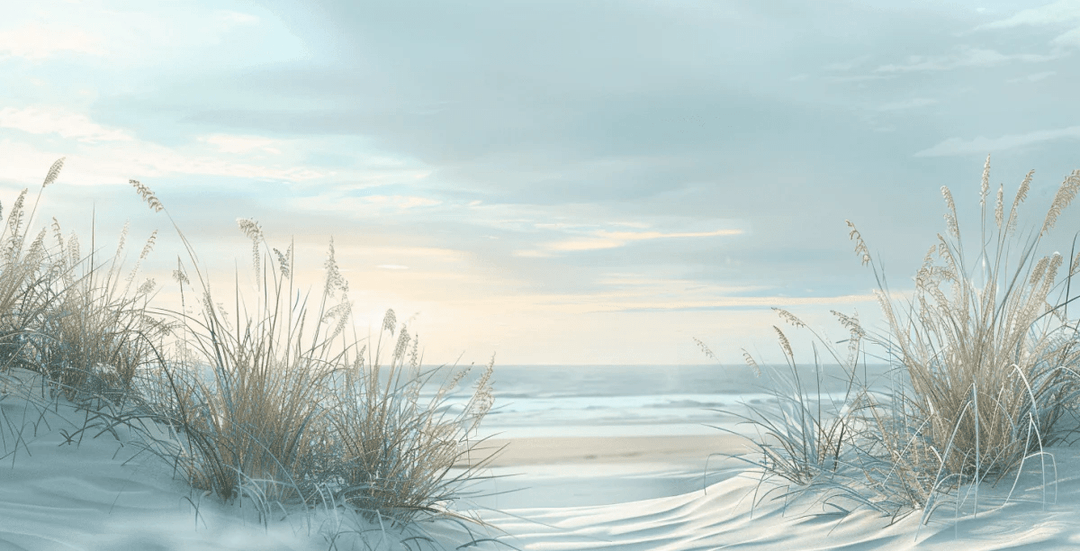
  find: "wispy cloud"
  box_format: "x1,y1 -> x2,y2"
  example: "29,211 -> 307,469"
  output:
914,125 -> 1080,157
198,134 -> 284,155
874,47 -> 1056,73
0,131 -> 329,187
1008,71 -> 1056,83
975,0 -> 1080,30
973,2 -> 1080,51
0,23 -> 106,60
1053,26 -> 1080,48
544,228 -> 743,253
286,193 -> 446,222
602,293 -> 878,313
360,195 -> 442,209
0,106 -> 132,142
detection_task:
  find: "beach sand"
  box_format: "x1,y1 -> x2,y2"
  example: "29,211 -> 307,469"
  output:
3,371 -> 1080,550
462,434 -> 753,467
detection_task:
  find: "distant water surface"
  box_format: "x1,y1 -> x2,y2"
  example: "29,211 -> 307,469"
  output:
185,361 -> 895,439
452,363 -> 895,439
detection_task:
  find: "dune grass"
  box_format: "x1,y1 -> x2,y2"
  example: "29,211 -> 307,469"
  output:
0,160 -> 506,549
704,155 -> 1080,522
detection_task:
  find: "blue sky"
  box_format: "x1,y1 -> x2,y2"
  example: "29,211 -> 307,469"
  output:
2,0 -> 1079,366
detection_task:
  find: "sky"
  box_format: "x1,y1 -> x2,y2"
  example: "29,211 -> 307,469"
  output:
1,0 -> 1079,367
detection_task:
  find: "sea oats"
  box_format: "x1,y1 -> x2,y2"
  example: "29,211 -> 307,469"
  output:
236,218 -> 263,287
8,189 -> 25,238
980,154 -> 990,209
1071,250 -> 1080,277
1029,255 -> 1050,291
66,233 -> 80,288
740,349 -> 761,377
50,217 -> 64,251
129,179 -> 163,212
172,257 -> 190,286
42,157 -> 65,188
1041,253 -> 1063,295
323,300 -> 352,343
323,237 -> 348,297
382,308 -> 397,335
831,310 -> 865,365
693,337 -> 720,364
995,184 -> 1004,230
466,356 -> 496,431
140,230 -> 157,260
125,231 -> 158,289
1040,169 -> 1080,237
773,307 -> 806,328
435,365 -> 471,403
1006,170 -> 1033,237
112,222 -> 129,270
773,326 -> 794,361
408,331 -> 421,368
273,245 -> 291,279
830,309 -> 865,339
137,277 -> 156,296
846,220 -> 871,265
941,186 -> 960,239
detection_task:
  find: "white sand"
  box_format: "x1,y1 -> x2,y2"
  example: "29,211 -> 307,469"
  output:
3,368 -> 1080,550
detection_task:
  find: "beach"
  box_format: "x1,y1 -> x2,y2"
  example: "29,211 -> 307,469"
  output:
4,364 -> 1080,550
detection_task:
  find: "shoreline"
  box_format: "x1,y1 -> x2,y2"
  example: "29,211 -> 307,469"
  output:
456,433 -> 754,468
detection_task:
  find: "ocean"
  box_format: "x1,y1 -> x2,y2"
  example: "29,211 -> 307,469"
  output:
452,362 -> 895,440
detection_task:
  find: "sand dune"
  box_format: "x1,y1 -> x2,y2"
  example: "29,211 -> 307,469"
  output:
3,369 -> 1080,550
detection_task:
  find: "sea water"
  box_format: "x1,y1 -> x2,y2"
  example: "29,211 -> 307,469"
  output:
445,363 -> 896,440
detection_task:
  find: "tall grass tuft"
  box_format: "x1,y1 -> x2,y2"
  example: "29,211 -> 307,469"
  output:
0,159 -> 68,377
32,218 -> 171,405
121,181 -> 502,539
134,218 -> 344,504
0,162 -> 504,548
707,155 -> 1080,520
320,325 -> 498,525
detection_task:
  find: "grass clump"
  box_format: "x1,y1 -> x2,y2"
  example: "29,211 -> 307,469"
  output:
706,155 -> 1080,521
0,161 -> 505,549
320,323 -> 497,525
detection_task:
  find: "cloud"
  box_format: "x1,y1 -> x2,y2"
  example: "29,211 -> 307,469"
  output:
973,2 -> 1080,51
874,47 -> 1056,73
288,194 -> 446,222
512,250 -> 553,258
543,228 -> 743,252
914,125 -> 1080,157
547,237 -> 625,252
0,106 -> 132,142
0,136 -> 330,188
1008,71 -> 1056,83
975,0 -> 1080,30
603,293 -> 879,313
199,134 -> 284,155
0,23 -> 106,60
1052,26 -> 1080,48
361,195 -> 442,209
